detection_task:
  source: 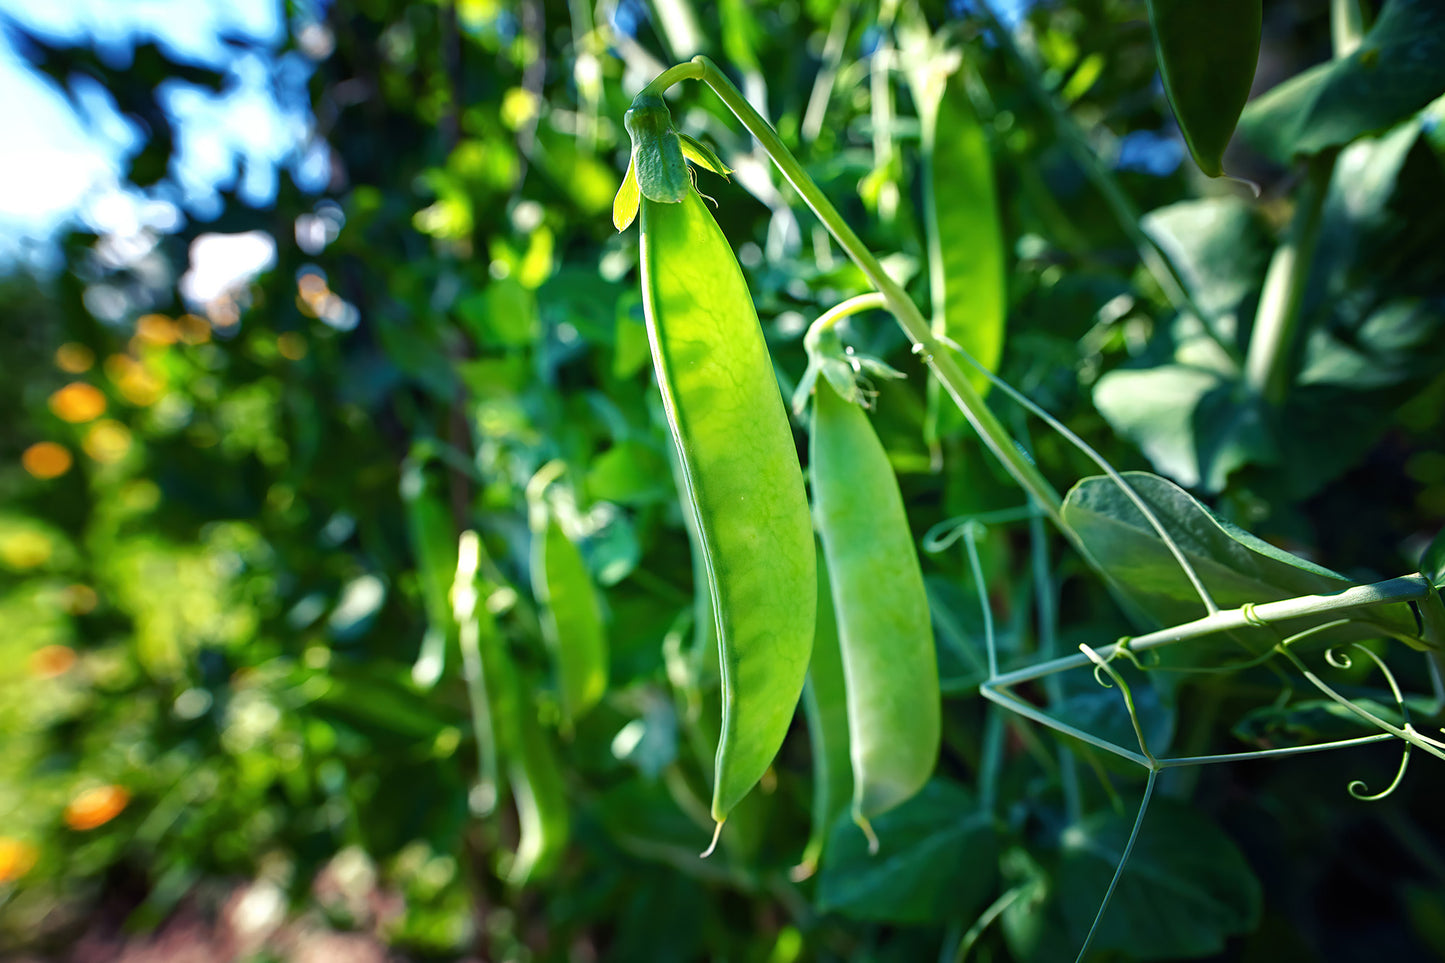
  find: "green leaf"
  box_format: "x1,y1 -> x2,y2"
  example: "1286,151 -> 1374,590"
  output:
1056,800 -> 1262,958
1092,354 -> 1274,494
586,440 -> 673,505
817,779 -> 996,924
1237,0 -> 1445,164
1233,696 -> 1415,745
1141,197 -> 1273,323
1146,0 -> 1262,177
1422,527 -> 1445,587
1061,472 -> 1419,663
456,277 -> 539,348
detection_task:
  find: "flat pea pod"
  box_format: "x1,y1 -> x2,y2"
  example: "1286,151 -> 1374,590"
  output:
920,76 -> 1005,441
528,466 -> 608,728
810,378 -> 940,846
796,546 -> 852,879
1147,0 -> 1262,177
401,460 -> 457,689
640,186 -> 816,830
506,687 -> 571,886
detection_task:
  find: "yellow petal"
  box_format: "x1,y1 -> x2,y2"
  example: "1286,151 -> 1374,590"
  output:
612,154 -> 641,232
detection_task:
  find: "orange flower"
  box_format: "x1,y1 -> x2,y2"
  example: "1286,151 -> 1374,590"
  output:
0,838 -> 38,882
64,785 -> 130,830
21,442 -> 73,479
29,645 -> 77,679
48,383 -> 107,423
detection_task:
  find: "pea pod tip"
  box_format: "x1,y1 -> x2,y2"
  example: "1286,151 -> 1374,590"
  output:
700,819 -> 724,858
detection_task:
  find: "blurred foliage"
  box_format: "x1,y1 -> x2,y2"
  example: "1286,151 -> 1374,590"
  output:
2,0 -> 1445,961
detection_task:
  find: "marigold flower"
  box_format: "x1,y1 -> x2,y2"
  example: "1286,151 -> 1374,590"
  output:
64,785 -> 130,831
48,383 -> 107,423
29,645 -> 77,679
22,442 -> 73,479
0,838 -> 38,882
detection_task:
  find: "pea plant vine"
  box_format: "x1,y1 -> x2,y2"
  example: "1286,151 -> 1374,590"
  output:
587,1 -> 1445,960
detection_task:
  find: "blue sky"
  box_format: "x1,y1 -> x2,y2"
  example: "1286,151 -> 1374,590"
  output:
0,0 -> 321,268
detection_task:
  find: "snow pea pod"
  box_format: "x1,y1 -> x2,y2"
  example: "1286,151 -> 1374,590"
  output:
810,378 -> 940,846
401,460 -> 457,688
797,547 -> 851,879
1147,0 -> 1262,177
506,693 -> 571,886
527,465 -> 608,727
639,184 -> 816,832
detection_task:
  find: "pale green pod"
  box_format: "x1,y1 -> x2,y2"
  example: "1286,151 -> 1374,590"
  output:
810,378 -> 940,842
640,186 -> 816,827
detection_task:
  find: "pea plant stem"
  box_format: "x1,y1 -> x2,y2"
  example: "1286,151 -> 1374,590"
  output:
1242,151 -> 1336,404
675,56 -> 1067,529
988,574 -> 1432,691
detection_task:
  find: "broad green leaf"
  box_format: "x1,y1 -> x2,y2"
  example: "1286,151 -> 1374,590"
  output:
1093,352 -> 1275,493
456,277 -> 538,348
1422,527 -> 1445,587
1061,472 -> 1419,663
1237,0 -> 1445,164
1233,696 -> 1419,745
1056,800 -> 1261,957
1141,197 -> 1272,324
585,440 -> 672,505
817,779 -> 996,924
1104,128 -> 1445,498
1146,0 -> 1261,177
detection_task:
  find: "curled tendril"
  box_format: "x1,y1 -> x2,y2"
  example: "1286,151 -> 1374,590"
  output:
1325,647 -> 1354,670
1347,740 -> 1411,801
1115,638 -> 1149,673
1240,602 -> 1268,628
922,517 -> 989,554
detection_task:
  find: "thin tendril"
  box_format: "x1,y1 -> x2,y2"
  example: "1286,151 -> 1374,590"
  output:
1075,769 -> 1159,963
1349,742 -> 1412,801
962,522 -> 998,680
1081,643 -> 1156,765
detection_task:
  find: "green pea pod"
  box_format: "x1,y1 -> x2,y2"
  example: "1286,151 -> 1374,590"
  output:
640,186 -> 816,831
796,546 -> 852,880
810,378 -> 940,847
528,465 -> 608,728
919,75 -> 1005,442
401,460 -> 457,689
506,688 -> 571,886
1147,0 -> 1262,177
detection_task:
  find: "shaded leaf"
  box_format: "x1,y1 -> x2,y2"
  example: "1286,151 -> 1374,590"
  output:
817,779 -> 996,923
1238,0 -> 1445,164
1057,800 -> 1261,958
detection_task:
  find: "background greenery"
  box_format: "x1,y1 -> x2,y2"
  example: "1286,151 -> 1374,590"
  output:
3,0 -> 1445,960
